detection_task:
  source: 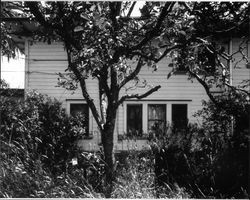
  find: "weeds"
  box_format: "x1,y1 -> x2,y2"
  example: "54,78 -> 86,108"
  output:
1,89 -> 248,198
112,150 -> 190,198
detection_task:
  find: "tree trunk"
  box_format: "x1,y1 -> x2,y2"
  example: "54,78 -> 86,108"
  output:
101,116 -> 116,197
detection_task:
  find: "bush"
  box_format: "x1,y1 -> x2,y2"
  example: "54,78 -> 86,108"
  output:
0,90 -> 101,197
150,90 -> 249,198
0,91 -> 85,175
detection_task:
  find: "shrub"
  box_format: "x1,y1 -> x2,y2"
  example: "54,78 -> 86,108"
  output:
0,90 -> 101,197
150,90 -> 249,198
0,91 -> 85,175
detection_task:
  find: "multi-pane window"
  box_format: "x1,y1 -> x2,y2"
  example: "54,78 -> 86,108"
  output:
172,104 -> 187,130
125,102 -> 189,138
70,103 -> 89,136
127,104 -> 143,137
148,104 -> 166,137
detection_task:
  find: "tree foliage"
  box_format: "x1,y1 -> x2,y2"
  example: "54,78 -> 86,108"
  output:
0,2 -> 26,58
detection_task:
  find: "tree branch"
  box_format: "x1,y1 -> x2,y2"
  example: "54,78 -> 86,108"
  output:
188,69 -> 218,106
225,83 -> 250,96
96,68 -> 111,99
65,45 -> 103,131
25,2 -> 61,30
119,57 -> 144,89
130,44 -> 183,63
118,85 -> 161,105
130,2 -> 176,51
109,2 -> 122,32
155,44 -> 184,62
127,2 -> 136,18
26,2 -> 82,51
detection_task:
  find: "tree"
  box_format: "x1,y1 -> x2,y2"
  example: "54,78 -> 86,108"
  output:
1,1 -> 249,197
0,2 -> 27,59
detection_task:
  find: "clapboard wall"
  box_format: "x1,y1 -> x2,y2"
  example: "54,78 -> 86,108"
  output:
25,38 -> 249,151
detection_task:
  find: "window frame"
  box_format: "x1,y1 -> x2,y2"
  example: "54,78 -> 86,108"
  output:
123,100 -> 191,139
172,103 -> 188,131
66,100 -> 92,139
126,103 -> 143,137
148,104 -> 167,136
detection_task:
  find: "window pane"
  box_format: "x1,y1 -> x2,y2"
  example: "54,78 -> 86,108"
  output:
127,104 -> 142,137
148,104 -> 166,136
70,104 -> 89,136
172,104 -> 187,130
236,104 -> 250,133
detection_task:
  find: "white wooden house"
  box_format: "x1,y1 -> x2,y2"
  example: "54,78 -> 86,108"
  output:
24,38 -> 250,151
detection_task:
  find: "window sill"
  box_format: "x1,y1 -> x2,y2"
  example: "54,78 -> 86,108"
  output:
118,135 -> 149,141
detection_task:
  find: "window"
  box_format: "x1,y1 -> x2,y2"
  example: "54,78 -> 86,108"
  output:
127,104 -> 142,137
148,104 -> 166,137
70,103 -> 89,136
124,101 -> 190,140
172,104 -> 187,131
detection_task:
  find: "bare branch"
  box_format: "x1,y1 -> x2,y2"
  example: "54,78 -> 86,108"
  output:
188,69 -> 218,106
118,85 -> 161,105
155,44 -> 184,62
119,57 -> 144,89
96,68 -> 111,99
130,2 -> 176,51
127,2 -> 136,18
225,83 -> 250,96
131,44 -> 183,64
213,18 -> 249,34
65,45 -> 103,131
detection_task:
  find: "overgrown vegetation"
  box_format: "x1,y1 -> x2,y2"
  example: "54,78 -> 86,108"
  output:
2,2 -> 250,196
0,90 -> 102,197
113,150 -> 190,198
1,89 -> 249,198
150,90 -> 249,199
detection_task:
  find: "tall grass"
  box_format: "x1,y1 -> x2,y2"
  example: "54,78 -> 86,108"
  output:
0,91 -> 102,198
112,150 -> 190,198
